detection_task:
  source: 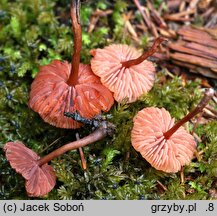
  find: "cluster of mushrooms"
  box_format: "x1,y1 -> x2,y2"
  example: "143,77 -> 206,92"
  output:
4,0 -> 214,197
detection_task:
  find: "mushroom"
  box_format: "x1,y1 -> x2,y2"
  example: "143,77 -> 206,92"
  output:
4,141 -> 56,197
90,37 -> 165,103
4,116 -> 115,197
29,0 -> 114,129
131,88 -> 214,173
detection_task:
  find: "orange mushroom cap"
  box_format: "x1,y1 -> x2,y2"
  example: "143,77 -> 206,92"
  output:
4,141 -> 56,197
131,107 -> 196,173
29,60 -> 114,129
90,44 -> 155,103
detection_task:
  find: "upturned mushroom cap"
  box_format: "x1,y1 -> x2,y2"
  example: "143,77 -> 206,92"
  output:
90,44 -> 155,103
4,141 -> 56,197
131,107 -> 197,173
29,60 -> 114,129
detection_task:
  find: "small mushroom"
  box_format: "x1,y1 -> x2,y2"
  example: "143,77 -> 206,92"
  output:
131,88 -> 214,173
90,37 -> 165,103
4,141 -> 56,197
4,116 -> 115,197
29,0 -> 114,129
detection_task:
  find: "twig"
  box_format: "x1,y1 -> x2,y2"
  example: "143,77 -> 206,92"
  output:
179,1 -> 186,12
133,0 -> 151,29
180,166 -> 185,184
123,12 -> 138,39
164,9 -> 196,20
133,0 -> 158,37
88,9 -> 112,33
147,1 -> 167,28
185,0 -> 200,25
167,0 -> 183,11
77,133 -> 87,170
205,105 -> 217,116
40,136 -> 64,154
158,28 -> 177,39
191,110 -> 204,135
157,180 -> 168,191
203,108 -> 217,119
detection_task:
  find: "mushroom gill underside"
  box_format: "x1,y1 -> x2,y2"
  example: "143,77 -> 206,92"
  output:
29,60 -> 114,128
4,141 -> 56,197
131,107 -> 197,173
91,44 -> 156,103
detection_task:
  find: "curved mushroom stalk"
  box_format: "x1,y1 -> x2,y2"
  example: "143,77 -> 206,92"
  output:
4,141 -> 56,197
4,118 -> 115,197
131,88 -> 214,173
90,37 -> 165,103
121,37 -> 165,68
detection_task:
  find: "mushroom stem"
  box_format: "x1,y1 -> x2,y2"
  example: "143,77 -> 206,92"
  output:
121,37 -> 165,68
67,0 -> 82,86
37,125 -> 109,166
164,88 -> 214,140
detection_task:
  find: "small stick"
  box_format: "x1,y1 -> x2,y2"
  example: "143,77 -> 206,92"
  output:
194,150 -> 202,161
92,9 -> 113,17
198,147 -> 209,155
88,9 -> 113,33
164,16 -> 193,22
133,0 -> 152,29
180,166 -> 185,184
185,0 -> 200,25
164,8 -> 196,19
203,108 -> 217,119
157,180 -> 167,191
147,1 -> 167,29
64,112 -> 103,128
191,111 -> 204,135
133,0 -> 159,37
76,133 -> 87,170
39,136 -> 64,154
179,1 -> 186,12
